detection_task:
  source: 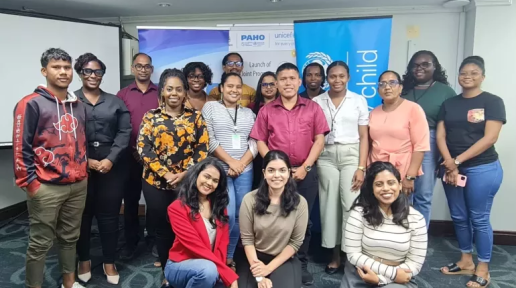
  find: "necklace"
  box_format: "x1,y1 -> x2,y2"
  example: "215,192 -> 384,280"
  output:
412,81 -> 435,103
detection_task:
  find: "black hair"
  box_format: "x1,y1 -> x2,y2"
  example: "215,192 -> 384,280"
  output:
74,53 -> 107,75
254,150 -> 300,217
350,161 -> 410,229
459,56 -> 485,75
302,62 -> 325,89
177,157 -> 229,227
276,62 -> 300,76
253,71 -> 279,115
183,62 -> 214,86
378,70 -> 402,83
222,52 -> 243,66
218,72 -> 243,92
40,48 -> 71,68
327,60 -> 350,76
402,50 -> 449,94
132,52 -> 152,64
158,68 -> 188,106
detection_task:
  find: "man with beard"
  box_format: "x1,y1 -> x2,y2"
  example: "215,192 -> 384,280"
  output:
300,62 -> 326,99
116,53 -> 159,260
208,52 -> 256,107
13,48 -> 88,288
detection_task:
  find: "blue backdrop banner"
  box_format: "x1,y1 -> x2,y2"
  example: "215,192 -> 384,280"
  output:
294,17 -> 392,110
138,28 -> 229,93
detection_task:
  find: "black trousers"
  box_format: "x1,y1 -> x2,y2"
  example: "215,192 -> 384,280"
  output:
295,166 -> 319,267
77,146 -> 126,264
141,180 -> 177,270
236,250 -> 302,288
123,150 -> 143,249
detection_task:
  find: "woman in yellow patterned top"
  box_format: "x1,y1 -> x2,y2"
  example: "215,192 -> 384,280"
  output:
137,68 -> 209,287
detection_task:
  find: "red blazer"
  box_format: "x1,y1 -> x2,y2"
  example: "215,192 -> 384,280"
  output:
168,199 -> 238,286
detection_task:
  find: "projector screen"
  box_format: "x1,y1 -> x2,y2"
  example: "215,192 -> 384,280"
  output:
0,11 -> 121,145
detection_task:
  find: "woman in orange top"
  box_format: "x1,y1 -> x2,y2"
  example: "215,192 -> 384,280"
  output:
368,70 -> 430,194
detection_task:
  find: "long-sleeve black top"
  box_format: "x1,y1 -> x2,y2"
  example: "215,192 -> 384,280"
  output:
75,89 -> 132,164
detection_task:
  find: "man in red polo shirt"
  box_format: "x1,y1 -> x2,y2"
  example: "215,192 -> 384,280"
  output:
117,53 -> 159,260
250,62 -> 329,285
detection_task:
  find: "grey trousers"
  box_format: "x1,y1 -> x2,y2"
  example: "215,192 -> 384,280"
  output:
341,262 -> 418,288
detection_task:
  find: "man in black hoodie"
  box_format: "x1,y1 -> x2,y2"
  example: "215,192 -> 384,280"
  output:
13,48 -> 88,288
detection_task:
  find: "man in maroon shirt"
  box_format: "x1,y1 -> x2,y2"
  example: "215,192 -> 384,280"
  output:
250,62 -> 329,285
116,53 -> 159,260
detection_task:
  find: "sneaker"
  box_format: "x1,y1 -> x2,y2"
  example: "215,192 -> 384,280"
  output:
119,246 -> 136,260
302,265 -> 314,286
61,282 -> 85,288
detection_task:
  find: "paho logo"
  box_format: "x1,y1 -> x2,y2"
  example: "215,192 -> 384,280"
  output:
241,34 -> 266,41
302,52 -> 333,90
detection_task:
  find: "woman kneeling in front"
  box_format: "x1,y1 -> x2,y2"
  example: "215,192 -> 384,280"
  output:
237,150 -> 308,288
341,161 -> 428,288
165,157 -> 238,288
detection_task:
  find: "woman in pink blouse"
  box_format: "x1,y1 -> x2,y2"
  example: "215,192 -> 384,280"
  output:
369,70 -> 430,194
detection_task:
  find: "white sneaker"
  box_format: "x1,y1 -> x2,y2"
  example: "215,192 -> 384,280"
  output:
61,282 -> 86,288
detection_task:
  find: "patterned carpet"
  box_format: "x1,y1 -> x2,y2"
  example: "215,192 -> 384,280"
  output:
1,214 -> 515,288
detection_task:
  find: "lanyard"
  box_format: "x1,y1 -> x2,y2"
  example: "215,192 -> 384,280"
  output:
326,96 -> 346,131
222,100 -> 238,132
412,81 -> 435,103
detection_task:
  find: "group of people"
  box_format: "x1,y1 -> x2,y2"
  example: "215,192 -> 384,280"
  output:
12,47 -> 505,288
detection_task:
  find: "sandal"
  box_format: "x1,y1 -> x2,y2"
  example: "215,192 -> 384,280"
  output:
441,263 -> 475,275
467,274 -> 490,287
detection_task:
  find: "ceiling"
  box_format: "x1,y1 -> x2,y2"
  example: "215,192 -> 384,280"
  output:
0,0 -> 450,19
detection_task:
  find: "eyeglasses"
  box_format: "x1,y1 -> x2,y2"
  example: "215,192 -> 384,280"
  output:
225,61 -> 243,67
133,64 -> 153,71
378,80 -> 400,88
81,69 -> 105,77
188,74 -> 204,81
261,82 -> 275,88
412,62 -> 433,70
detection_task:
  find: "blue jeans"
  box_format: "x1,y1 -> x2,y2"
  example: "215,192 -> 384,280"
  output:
227,168 -> 253,259
442,160 -> 503,262
411,129 -> 438,228
165,259 -> 225,288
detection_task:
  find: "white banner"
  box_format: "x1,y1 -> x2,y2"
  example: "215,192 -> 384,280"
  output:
229,28 -> 296,88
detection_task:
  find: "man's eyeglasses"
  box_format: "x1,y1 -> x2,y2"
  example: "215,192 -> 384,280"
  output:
133,64 -> 153,71
81,69 -> 105,77
378,80 -> 400,88
412,62 -> 433,70
225,61 -> 243,67
261,82 -> 275,88
188,74 -> 205,81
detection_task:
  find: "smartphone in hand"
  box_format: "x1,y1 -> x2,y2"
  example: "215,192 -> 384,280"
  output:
444,173 -> 468,187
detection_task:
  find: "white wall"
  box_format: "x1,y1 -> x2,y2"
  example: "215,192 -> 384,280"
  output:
468,4 -> 516,232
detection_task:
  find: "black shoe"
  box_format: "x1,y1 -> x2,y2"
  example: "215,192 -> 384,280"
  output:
325,265 -> 341,275
302,265 -> 314,286
119,246 -> 136,261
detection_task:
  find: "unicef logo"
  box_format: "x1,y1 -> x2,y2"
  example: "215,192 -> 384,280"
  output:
302,52 -> 333,90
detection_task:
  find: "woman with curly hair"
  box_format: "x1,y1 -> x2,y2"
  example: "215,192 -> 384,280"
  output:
236,150 -> 308,288
401,50 -> 457,228
74,53 -> 131,285
183,61 -> 214,110
341,161 -> 427,288
165,157 -> 238,288
137,68 -> 209,287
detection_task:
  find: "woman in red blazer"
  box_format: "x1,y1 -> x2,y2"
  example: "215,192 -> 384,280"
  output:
165,157 -> 239,288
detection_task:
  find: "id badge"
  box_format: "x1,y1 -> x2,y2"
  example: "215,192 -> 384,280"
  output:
232,134 -> 241,149
327,131 -> 335,145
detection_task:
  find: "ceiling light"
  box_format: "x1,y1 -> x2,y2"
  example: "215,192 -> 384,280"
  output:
443,0 -> 470,8
157,3 -> 171,7
270,0 -> 282,2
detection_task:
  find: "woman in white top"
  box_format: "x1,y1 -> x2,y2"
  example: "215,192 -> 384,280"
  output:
312,61 -> 370,273
341,161 -> 427,288
202,72 -> 258,269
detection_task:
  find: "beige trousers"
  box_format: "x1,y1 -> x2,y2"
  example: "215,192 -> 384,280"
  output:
317,143 -> 359,250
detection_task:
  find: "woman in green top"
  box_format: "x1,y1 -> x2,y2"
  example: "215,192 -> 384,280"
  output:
401,50 -> 456,228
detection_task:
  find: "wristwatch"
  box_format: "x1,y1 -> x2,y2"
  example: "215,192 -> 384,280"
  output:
304,165 -> 312,172
357,166 -> 366,172
454,158 -> 462,166
406,175 -> 416,181
255,276 -> 263,283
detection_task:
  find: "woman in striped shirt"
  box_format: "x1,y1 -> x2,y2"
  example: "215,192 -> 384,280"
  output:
341,161 -> 428,288
201,72 -> 258,270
